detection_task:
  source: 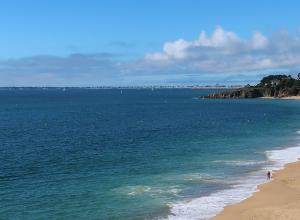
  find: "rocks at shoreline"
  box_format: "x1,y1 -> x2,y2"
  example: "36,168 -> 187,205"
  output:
205,87 -> 262,99
204,74 -> 300,99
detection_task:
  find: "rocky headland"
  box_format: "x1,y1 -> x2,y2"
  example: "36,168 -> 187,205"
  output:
204,74 -> 300,99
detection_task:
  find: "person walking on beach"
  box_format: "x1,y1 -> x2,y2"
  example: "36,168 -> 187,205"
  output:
267,171 -> 271,180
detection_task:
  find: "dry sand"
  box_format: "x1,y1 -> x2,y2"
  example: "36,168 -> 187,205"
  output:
260,96 -> 300,100
211,160 -> 300,220
280,96 -> 300,100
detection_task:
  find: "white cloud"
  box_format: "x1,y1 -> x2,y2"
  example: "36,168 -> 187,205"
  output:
144,26 -> 300,74
196,26 -> 241,48
1,26 -> 300,86
145,39 -> 191,61
0,54 -> 123,86
251,31 -> 268,49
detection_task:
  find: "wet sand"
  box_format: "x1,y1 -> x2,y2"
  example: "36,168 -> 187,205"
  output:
211,160 -> 300,220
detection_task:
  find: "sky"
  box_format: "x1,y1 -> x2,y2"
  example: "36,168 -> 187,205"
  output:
1,0 -> 300,86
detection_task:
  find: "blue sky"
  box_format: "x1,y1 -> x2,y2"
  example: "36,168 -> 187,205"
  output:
1,0 -> 300,86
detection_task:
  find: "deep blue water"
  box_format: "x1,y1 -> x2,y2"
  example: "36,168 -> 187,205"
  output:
1,89 -> 300,220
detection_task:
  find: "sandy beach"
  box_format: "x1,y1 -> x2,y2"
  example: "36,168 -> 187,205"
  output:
260,96 -> 300,100
211,160 -> 300,220
280,96 -> 300,100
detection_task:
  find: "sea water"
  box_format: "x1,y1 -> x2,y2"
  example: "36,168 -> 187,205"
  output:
1,89 -> 300,220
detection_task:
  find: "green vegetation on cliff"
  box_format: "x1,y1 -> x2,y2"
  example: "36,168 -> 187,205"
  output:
206,74 -> 300,99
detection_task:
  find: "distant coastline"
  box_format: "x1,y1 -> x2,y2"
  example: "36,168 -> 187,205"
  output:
0,85 -> 243,90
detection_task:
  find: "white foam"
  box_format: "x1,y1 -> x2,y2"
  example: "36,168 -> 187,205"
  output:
113,185 -> 152,196
164,145 -> 300,220
113,184 -> 182,197
181,173 -> 220,183
213,160 -> 266,166
266,146 -> 300,169
165,172 -> 265,220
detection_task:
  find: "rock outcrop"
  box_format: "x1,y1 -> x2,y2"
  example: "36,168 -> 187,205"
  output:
204,74 -> 300,99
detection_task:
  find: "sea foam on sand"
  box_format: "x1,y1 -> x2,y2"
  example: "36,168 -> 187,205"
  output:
165,145 -> 300,220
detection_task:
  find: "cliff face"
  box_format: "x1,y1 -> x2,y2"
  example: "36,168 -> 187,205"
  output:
205,75 -> 300,99
206,88 -> 262,99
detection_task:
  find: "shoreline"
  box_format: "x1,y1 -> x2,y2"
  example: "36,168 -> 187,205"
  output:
166,145 -> 300,220
201,96 -> 300,100
211,159 -> 300,220
260,96 -> 300,100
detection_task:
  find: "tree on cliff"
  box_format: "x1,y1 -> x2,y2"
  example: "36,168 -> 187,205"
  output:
205,74 -> 300,98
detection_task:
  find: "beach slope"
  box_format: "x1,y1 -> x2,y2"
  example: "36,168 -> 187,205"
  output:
211,161 -> 300,220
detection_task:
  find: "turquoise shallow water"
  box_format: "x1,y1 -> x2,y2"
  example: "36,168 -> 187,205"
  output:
1,89 -> 300,220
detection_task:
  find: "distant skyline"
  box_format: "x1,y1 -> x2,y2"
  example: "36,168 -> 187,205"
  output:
1,0 -> 300,86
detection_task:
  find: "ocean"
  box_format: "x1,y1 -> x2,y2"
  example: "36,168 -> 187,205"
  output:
1,89 -> 300,220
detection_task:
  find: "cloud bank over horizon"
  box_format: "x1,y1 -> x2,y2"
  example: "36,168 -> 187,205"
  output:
1,26 -> 300,86
144,26 -> 300,73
